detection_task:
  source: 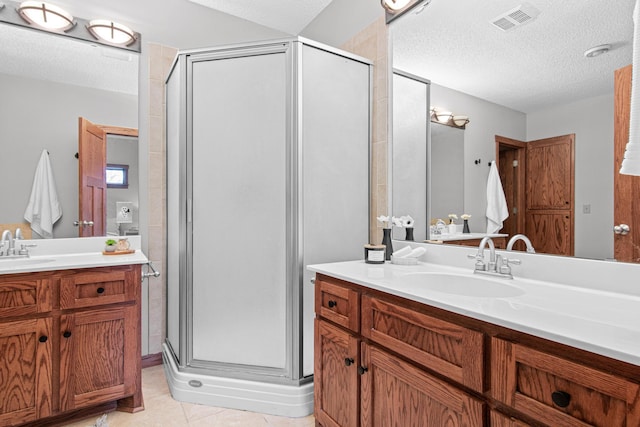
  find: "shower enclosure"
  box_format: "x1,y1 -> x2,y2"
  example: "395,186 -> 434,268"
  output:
164,38 -> 371,417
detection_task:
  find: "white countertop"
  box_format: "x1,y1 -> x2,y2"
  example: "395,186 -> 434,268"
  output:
0,236 -> 148,275
308,260 -> 640,366
431,232 -> 507,242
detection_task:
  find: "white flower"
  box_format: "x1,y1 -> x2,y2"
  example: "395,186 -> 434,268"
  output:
391,216 -> 403,227
377,215 -> 392,228
448,213 -> 458,220
461,214 -> 471,220
400,215 -> 414,228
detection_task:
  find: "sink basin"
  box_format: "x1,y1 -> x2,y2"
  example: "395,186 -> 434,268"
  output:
397,272 -> 525,298
0,257 -> 56,270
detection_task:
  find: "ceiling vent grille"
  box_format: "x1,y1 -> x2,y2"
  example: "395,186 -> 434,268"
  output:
491,3 -> 541,31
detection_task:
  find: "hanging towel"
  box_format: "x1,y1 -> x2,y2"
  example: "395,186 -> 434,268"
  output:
24,150 -> 62,238
486,161 -> 509,234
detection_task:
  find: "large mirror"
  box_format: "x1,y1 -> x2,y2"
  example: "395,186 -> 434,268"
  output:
390,0 -> 634,260
0,23 -> 138,238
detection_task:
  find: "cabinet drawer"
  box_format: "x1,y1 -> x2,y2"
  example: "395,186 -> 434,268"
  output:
60,268 -> 137,309
491,337 -> 640,427
0,277 -> 52,317
361,294 -> 483,392
315,276 -> 359,332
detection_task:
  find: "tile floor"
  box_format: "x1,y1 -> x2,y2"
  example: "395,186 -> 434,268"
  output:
65,365 -> 316,427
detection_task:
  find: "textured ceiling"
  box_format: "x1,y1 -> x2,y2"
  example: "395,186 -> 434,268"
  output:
392,0 -> 635,113
187,0 -> 334,35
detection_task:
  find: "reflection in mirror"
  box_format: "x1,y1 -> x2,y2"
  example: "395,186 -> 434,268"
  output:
430,123 -> 464,224
0,23 -> 138,239
392,71 -> 428,241
106,135 -> 139,237
390,0 -> 634,260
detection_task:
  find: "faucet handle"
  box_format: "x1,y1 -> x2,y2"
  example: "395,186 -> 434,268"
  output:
505,258 -> 521,265
18,244 -> 37,256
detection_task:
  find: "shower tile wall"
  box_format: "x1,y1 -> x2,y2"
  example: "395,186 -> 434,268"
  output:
147,43 -> 177,354
341,17 -> 390,244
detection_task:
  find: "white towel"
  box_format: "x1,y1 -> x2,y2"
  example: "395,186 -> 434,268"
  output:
24,150 -> 62,238
486,161 -> 509,233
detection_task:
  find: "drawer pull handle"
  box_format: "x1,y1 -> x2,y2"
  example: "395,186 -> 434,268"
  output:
97,287 -> 105,294
358,366 -> 368,375
552,391 -> 571,408
328,300 -> 337,308
63,331 -> 72,338
345,358 -> 354,366
39,335 -> 48,343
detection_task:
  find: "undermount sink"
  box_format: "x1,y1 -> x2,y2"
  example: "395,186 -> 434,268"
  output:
0,257 -> 56,269
397,272 -> 525,298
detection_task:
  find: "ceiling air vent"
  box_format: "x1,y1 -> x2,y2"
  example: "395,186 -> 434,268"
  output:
491,3 -> 541,32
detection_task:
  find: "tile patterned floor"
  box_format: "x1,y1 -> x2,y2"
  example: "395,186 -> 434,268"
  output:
65,365 -> 316,427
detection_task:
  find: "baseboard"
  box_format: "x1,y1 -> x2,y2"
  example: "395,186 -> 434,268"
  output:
142,352 -> 163,368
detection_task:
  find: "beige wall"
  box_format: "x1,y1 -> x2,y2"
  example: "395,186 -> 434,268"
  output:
146,43 -> 177,355
341,17 -> 390,244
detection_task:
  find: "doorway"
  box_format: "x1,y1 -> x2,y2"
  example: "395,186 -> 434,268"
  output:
496,134 -> 575,256
78,117 -> 138,237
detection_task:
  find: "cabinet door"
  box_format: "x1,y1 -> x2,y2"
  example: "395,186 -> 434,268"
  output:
492,337 -> 640,427
59,306 -> 137,411
490,411 -> 531,427
0,318 -> 52,426
360,343 -> 483,427
315,319 -> 359,427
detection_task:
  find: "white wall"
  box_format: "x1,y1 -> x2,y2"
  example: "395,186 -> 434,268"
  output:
0,72 -> 137,238
430,83 -> 526,233
526,94 -> 614,260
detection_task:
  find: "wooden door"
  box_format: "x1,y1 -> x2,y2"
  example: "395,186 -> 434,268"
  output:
613,65 -> 640,262
59,306 -> 137,412
0,318 -> 52,426
78,117 -> 107,237
78,118 -> 138,237
525,135 -> 575,256
360,343 -> 483,427
314,319 -> 359,427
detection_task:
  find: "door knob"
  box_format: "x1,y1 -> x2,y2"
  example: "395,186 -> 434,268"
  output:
83,220 -> 94,227
614,224 -> 630,235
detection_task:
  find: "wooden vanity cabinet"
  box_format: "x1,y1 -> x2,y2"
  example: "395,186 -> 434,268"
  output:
314,273 -> 640,427
0,265 -> 142,427
314,274 -> 485,427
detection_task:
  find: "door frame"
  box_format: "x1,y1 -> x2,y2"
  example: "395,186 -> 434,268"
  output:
495,135 -> 526,236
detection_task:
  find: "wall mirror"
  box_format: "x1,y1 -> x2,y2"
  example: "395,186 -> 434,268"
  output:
0,23 -> 138,238
390,0 -> 634,261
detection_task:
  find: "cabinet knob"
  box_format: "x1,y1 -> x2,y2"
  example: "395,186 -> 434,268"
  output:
97,287 -> 105,294
328,300 -> 337,308
344,358 -> 354,366
358,366 -> 368,375
63,331 -> 72,338
551,390 -> 571,408
38,335 -> 48,343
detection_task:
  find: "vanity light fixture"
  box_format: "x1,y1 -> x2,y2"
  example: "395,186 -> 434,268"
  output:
381,0 -> 412,11
383,0 -> 430,24
87,19 -> 136,46
430,107 -> 470,128
17,1 -> 74,32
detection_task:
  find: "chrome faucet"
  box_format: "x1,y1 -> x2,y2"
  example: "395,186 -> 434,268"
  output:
0,230 -> 13,256
468,236 -> 520,279
506,234 -> 535,253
